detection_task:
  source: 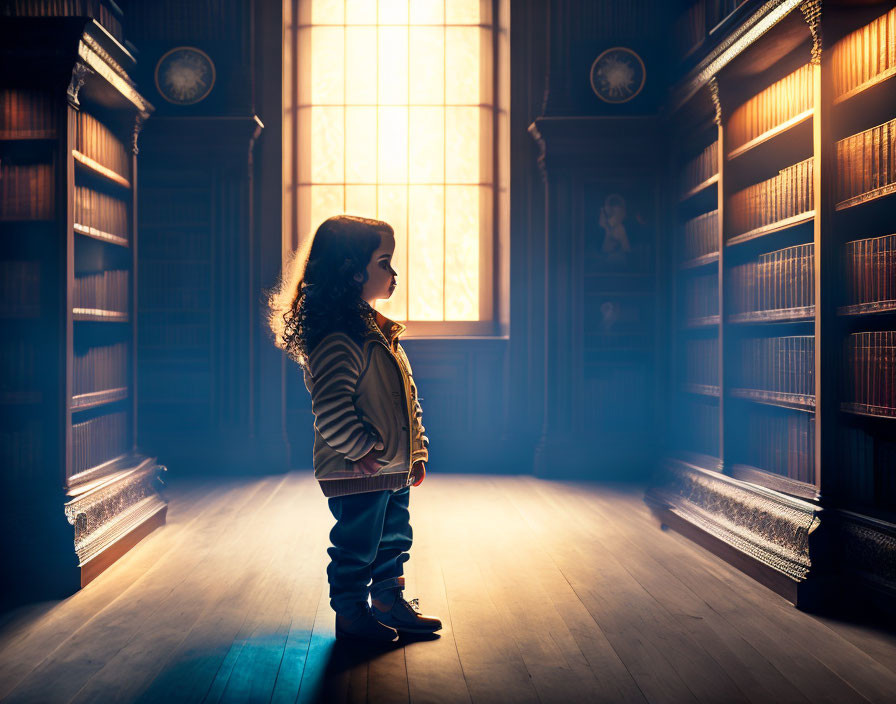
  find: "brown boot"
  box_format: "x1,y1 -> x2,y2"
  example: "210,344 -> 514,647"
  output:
335,607 -> 400,643
371,591 -> 442,634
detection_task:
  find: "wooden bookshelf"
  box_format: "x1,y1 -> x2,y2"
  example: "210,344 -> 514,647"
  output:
682,383 -> 721,397
729,306 -> 815,324
72,149 -> 131,189
726,210 -> 815,246
651,0 -> 896,615
680,173 -> 719,202
726,108 -> 814,162
0,9 -> 166,596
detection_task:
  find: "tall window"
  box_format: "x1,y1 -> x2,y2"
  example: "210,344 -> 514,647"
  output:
292,0 -> 508,334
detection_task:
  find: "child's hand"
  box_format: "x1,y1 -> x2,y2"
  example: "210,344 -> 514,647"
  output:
410,461 -> 425,486
355,440 -> 386,475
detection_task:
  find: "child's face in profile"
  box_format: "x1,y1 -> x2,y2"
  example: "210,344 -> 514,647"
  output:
360,230 -> 397,303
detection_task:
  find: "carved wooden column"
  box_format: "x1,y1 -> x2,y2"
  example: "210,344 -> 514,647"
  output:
529,120 -> 586,476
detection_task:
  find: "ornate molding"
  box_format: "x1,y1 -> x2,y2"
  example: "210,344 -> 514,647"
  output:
708,77 -> 722,126
132,110 -> 149,155
77,38 -> 151,114
671,0 -> 803,114
65,461 -> 167,565
800,0 -> 822,65
67,61 -> 93,107
836,510 -> 896,593
527,121 -> 548,185
653,457 -> 822,582
80,32 -> 133,84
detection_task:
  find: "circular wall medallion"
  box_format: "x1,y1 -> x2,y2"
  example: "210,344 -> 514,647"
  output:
590,47 -> 646,104
154,47 -> 216,105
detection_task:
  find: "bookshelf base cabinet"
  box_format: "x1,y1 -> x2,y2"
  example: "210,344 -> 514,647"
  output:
65,456 -> 167,587
645,459 -> 834,608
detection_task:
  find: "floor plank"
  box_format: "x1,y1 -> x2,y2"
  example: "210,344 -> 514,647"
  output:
1,473 -> 895,704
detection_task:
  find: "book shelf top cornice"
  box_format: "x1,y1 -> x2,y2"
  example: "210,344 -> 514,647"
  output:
667,0 -> 807,116
0,16 -> 152,116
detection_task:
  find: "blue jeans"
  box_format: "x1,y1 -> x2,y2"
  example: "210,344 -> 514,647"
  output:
326,485 -> 412,619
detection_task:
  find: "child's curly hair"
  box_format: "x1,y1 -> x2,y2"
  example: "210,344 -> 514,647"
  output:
267,215 -> 393,369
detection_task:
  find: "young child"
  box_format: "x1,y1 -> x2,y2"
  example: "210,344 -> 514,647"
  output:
268,215 -> 442,644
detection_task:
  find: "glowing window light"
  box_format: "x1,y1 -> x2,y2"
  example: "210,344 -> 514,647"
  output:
296,0 -> 495,322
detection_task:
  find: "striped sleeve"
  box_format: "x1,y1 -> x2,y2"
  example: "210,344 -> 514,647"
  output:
413,397 -> 429,450
306,332 -> 378,461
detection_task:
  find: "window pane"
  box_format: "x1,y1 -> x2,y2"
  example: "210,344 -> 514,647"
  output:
409,185 -> 445,320
378,106 -> 408,184
410,0 -> 444,25
379,0 -> 408,24
445,27 -> 479,105
409,107 -> 444,183
445,107 -> 478,183
409,27 -> 444,105
377,186 -> 408,319
298,185 -> 344,240
346,106 -> 377,183
498,111 -> 509,190
445,0 -> 481,25
297,0 -> 497,324
311,27 -> 344,104
445,185 -> 479,320
310,106 -> 344,183
346,0 -> 376,24
378,27 -> 408,105
346,27 -> 378,104
345,185 -> 377,218
311,0 -> 343,24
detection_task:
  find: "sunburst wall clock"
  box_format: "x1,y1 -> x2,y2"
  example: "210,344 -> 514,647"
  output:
154,47 -> 216,106
590,47 -> 646,104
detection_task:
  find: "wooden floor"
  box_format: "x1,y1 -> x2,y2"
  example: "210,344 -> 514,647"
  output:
1,473 -> 896,704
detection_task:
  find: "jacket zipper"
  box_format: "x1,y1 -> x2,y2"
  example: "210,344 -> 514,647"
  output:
365,323 -> 415,485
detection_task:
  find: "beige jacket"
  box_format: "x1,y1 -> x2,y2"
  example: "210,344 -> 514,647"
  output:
302,309 -> 429,497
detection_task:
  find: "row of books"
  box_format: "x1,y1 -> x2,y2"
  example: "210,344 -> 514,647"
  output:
0,420 -> 43,479
0,89 -> 56,139
75,185 -> 129,240
0,162 -> 54,219
736,336 -> 815,399
839,426 -> 896,506
728,158 -> 814,237
682,210 -> 718,262
830,7 -> 896,99
844,332 -> 896,415
73,341 -> 128,396
683,337 -> 719,388
0,260 -> 40,317
0,340 -> 37,392
683,271 -> 719,323
73,270 -> 128,313
680,141 -> 718,195
836,117 -> 896,204
139,262 -> 211,309
71,410 -> 128,477
728,64 -> 813,150
845,234 -> 896,307
728,243 -> 814,316
2,0 -> 124,43
75,111 -> 130,181
677,395 -> 719,458
740,406 -> 815,484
